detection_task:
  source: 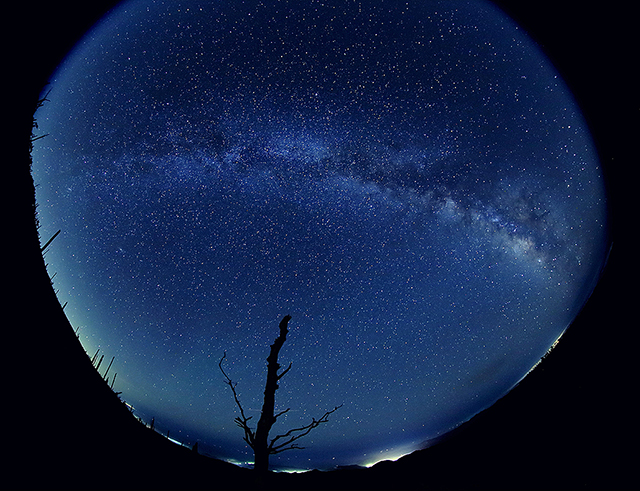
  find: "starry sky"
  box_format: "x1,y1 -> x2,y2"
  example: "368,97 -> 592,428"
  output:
32,0 -> 608,471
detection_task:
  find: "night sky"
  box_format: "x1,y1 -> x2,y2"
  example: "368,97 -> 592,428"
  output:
32,0 -> 608,471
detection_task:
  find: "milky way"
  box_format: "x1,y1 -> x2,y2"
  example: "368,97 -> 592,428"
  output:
33,0 -> 608,470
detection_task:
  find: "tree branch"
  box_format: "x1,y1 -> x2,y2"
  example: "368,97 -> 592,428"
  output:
271,443 -> 305,453
268,404 -> 343,454
274,407 -> 291,421
219,352 -> 255,449
277,362 -> 292,380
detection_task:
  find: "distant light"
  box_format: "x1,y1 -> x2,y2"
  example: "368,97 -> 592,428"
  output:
362,443 -> 417,468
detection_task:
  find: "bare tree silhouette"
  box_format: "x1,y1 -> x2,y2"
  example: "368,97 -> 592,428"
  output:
219,315 -> 342,473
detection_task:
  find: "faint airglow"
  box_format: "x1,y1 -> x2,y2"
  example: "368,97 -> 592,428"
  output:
517,332 -> 565,386
272,467 -> 311,474
362,442 -> 420,468
223,458 -> 310,473
224,458 -> 255,469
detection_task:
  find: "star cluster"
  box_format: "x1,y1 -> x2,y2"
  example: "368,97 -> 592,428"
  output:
33,0 -> 607,470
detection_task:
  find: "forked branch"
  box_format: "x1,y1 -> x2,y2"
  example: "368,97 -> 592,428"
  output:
268,404 -> 343,454
278,362 -> 293,380
219,352 -> 255,448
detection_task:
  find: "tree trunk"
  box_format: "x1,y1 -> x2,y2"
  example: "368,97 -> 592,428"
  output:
253,315 -> 291,473
253,445 -> 270,474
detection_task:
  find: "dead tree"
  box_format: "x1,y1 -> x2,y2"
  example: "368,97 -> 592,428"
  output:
219,315 -> 342,473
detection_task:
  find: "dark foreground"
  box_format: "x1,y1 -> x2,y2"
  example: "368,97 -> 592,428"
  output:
6,2 -> 635,489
